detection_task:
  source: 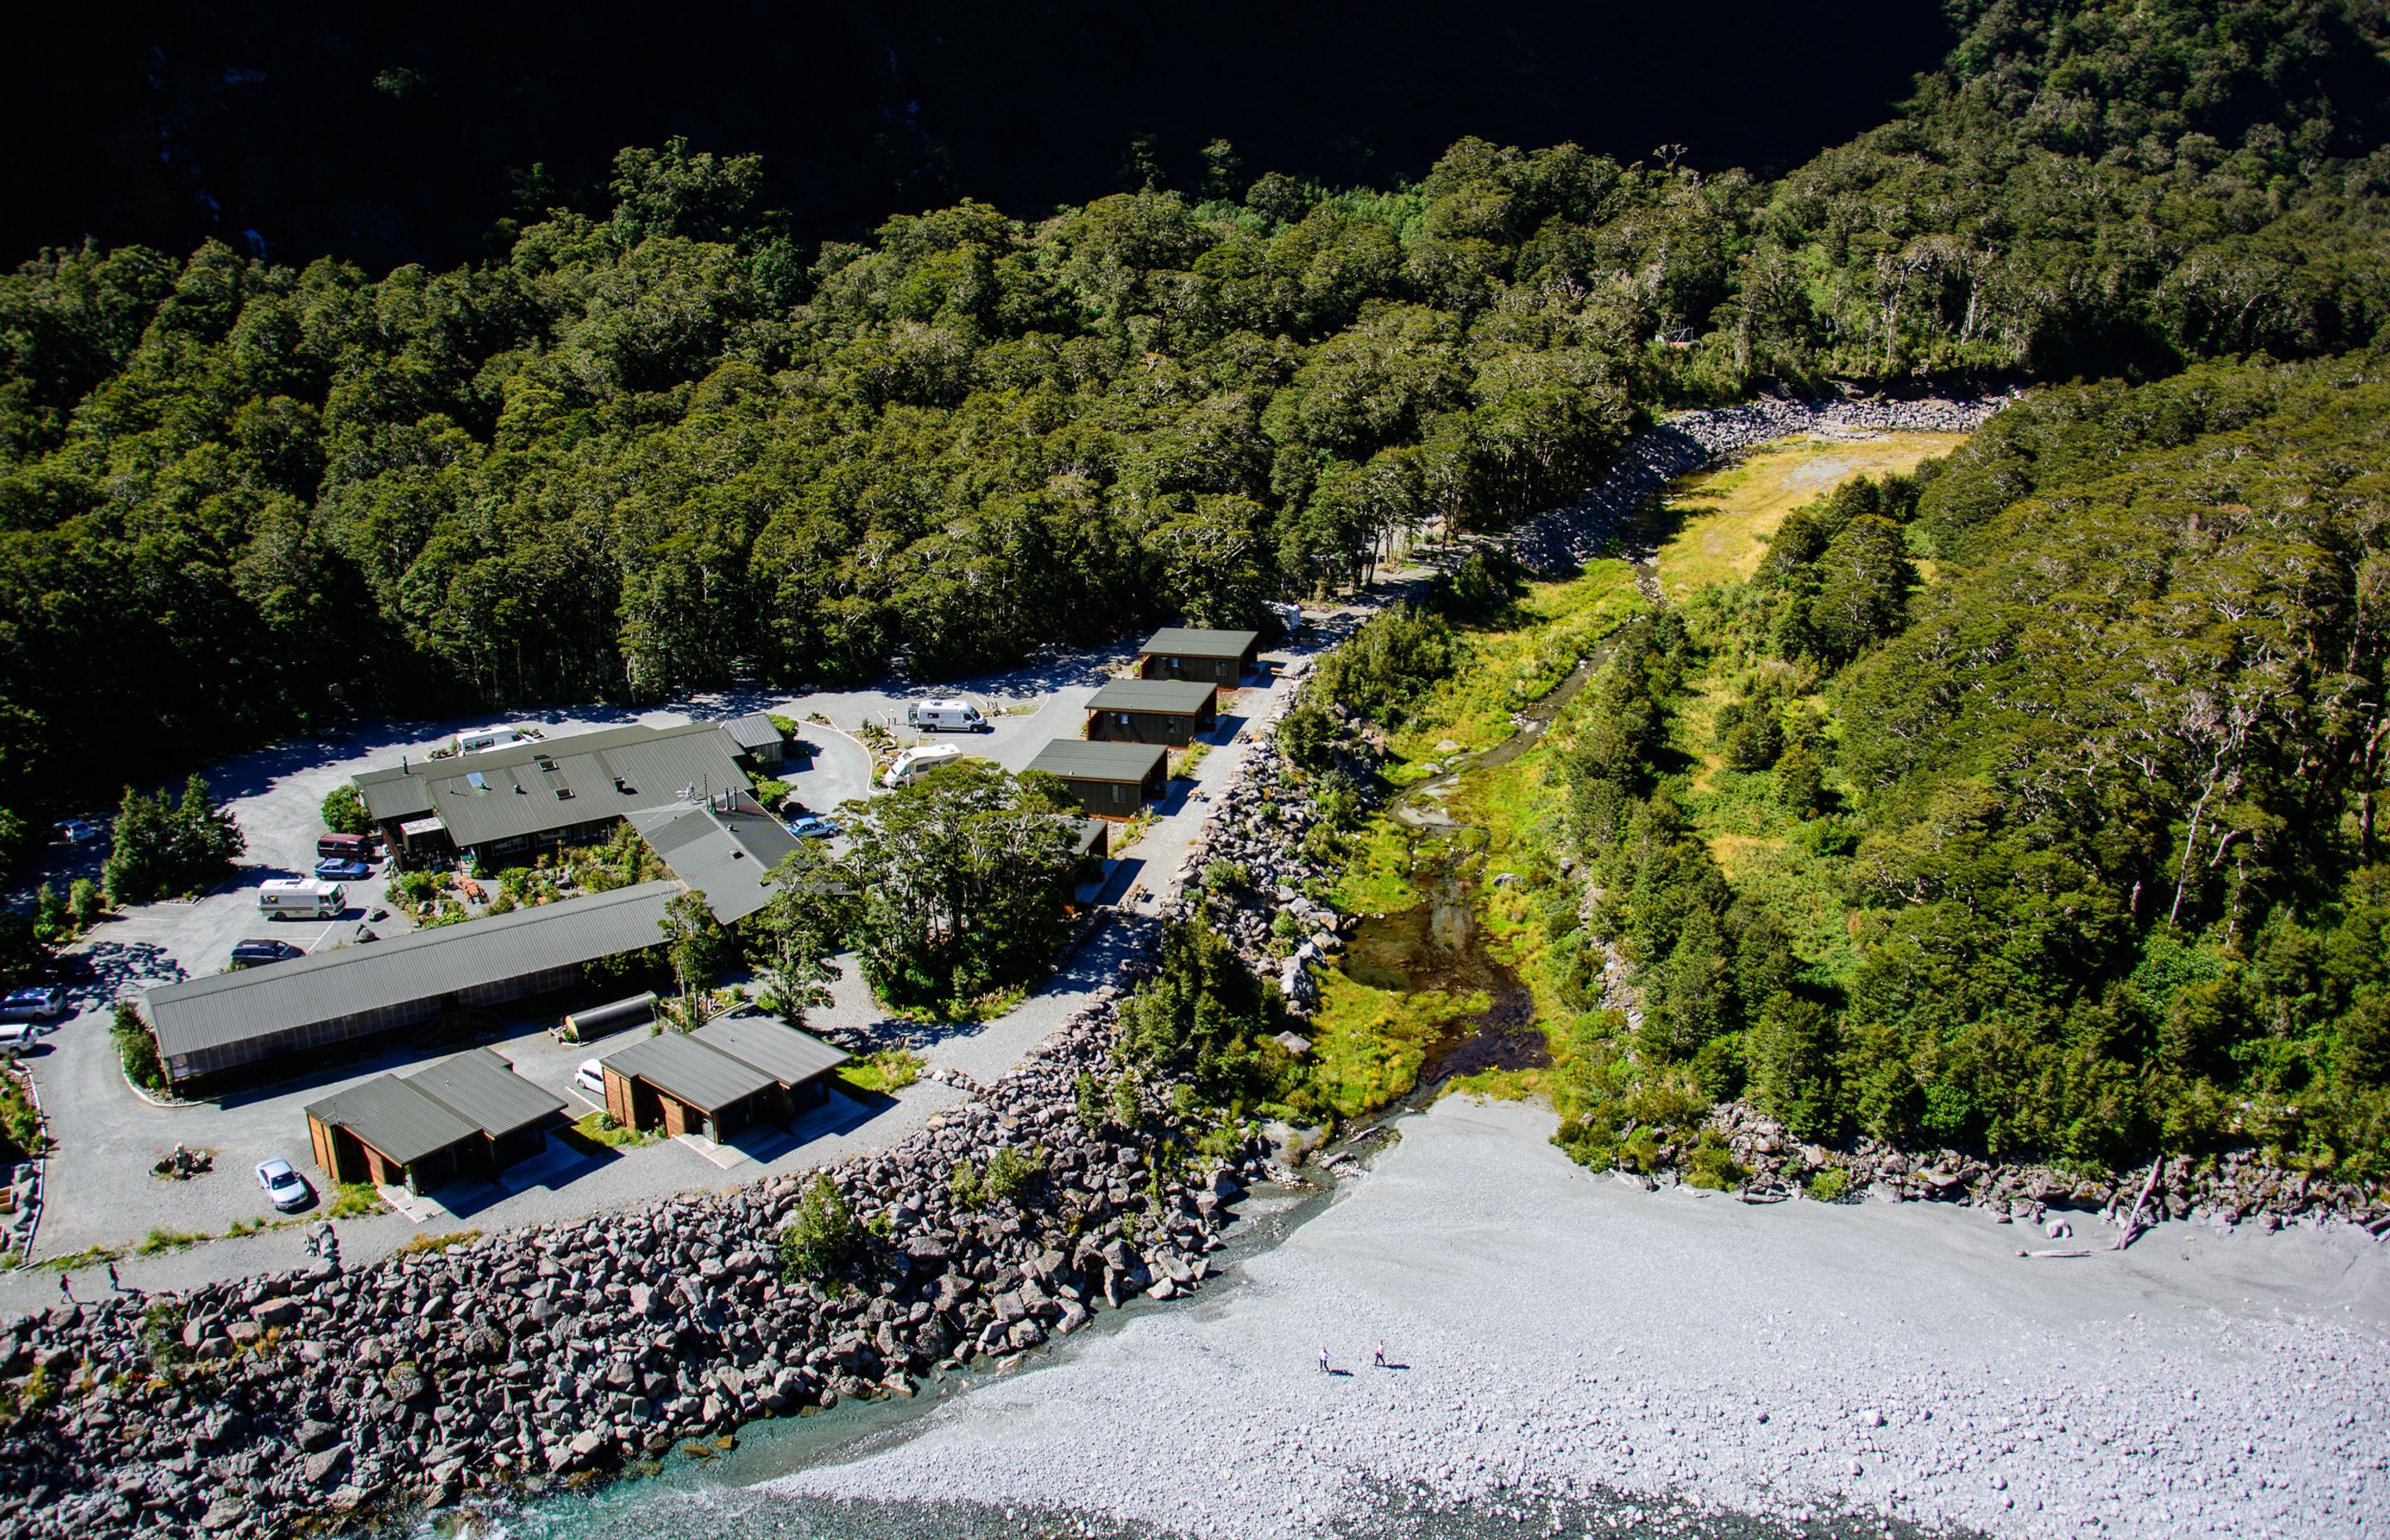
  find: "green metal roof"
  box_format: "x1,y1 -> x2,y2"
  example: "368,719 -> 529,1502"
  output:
691,1015 -> 849,1086
1027,739 -> 1168,783
1085,679 -> 1217,715
305,1075 -> 480,1168
1138,627 -> 1259,660
148,881 -> 683,1067
353,722 -> 751,847
400,1047 -> 566,1138
628,795 -> 799,924
600,1031 -> 776,1114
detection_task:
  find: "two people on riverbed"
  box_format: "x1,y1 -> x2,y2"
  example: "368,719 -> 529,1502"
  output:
1319,1339 -> 1393,1372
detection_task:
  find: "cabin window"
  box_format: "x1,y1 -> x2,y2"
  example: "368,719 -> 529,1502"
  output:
1113,784 -> 1130,805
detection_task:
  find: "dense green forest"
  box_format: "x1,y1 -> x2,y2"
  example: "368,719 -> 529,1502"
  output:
2,0 -> 2387,864
1518,353 -> 2390,1178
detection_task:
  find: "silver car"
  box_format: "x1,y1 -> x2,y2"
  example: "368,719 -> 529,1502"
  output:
256,1158 -> 314,1212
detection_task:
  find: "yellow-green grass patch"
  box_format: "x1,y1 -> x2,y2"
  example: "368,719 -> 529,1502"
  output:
1649,432 -> 1971,599
1302,971 -> 1489,1119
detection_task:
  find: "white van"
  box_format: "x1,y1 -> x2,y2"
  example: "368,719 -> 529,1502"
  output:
456,724 -> 534,755
259,879 -> 345,919
906,698 -> 988,733
883,745 -> 967,788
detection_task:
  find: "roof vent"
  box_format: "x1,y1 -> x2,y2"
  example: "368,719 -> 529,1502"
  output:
467,772 -> 488,794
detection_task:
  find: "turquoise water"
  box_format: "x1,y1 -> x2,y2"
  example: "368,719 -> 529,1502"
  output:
432,1182 -> 1967,1540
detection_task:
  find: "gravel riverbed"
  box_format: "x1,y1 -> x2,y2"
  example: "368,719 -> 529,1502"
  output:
773,1095 -> 2390,1539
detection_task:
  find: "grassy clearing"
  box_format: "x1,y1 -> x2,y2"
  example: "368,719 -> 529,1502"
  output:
1331,816 -> 1419,916
395,1228 -> 482,1256
1647,432 -> 1969,599
1305,970 -> 1488,1118
1387,560 -> 1646,760
570,1110 -> 656,1150
836,1047 -> 925,1096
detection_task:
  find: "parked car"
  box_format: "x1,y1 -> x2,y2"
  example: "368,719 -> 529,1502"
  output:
574,1059 -> 607,1096
313,857 -> 373,882
54,817 -> 102,845
229,938 -> 304,969
255,1158 -> 314,1212
0,985 -> 66,1021
785,813 -> 841,839
0,1021 -> 50,1047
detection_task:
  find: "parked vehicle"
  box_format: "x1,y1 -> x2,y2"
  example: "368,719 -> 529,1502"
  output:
259,880 -> 344,919
54,817 -> 102,845
575,1059 -> 607,1096
255,1158 -> 314,1212
229,938 -> 304,969
883,744 -> 967,788
906,698 -> 989,733
314,857 -> 373,882
1270,599 -> 1304,638
0,1021 -> 52,1046
0,985 -> 66,1021
785,813 -> 841,839
457,724 -> 537,754
315,832 -> 373,862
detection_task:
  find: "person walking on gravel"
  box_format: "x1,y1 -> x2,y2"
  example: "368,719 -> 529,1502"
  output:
106,1262 -> 120,1293
1373,1338 -> 1385,1369
1318,1345 -> 1330,1374
57,1272 -> 72,1304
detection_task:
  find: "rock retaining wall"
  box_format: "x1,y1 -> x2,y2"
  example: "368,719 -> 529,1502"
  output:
1510,393 -> 2008,576
0,954 -> 1266,1540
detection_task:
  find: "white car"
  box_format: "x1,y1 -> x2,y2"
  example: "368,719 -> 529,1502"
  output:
0,1021 -> 48,1047
575,1059 -> 607,1096
255,1158 -> 314,1212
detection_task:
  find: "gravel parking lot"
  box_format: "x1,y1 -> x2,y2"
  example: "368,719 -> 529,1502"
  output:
2,629 -> 1315,1308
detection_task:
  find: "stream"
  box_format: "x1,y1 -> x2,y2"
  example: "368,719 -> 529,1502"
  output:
1339,654 -> 1601,1097
445,651 -> 1954,1540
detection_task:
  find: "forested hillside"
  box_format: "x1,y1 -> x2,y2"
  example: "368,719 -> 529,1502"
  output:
1526,354 -> 2390,1178
1,0 -> 2386,860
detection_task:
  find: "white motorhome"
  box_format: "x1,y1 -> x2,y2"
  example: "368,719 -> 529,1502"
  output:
905,698 -> 988,733
456,723 -> 536,755
258,879 -> 345,919
883,744 -> 968,788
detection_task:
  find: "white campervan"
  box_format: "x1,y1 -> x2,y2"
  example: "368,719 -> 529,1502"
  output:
883,744 -> 967,789
259,879 -> 344,919
905,698 -> 988,733
456,723 -> 535,755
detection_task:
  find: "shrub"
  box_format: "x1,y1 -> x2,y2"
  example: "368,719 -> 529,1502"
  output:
1683,1131 -> 1748,1192
954,1145 -> 1047,1210
1806,1165 -> 1852,1202
111,1001 -> 166,1093
319,785 -> 373,836
778,1173 -> 859,1281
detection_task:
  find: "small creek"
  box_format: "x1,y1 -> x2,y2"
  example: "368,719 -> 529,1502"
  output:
1339,655 -> 1600,1099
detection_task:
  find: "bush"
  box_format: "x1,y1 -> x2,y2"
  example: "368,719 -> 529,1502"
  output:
111,1001 -> 166,1093
954,1145 -> 1047,1210
1806,1165 -> 1852,1202
319,784 -> 373,836
1683,1131 -> 1747,1192
778,1173 -> 859,1281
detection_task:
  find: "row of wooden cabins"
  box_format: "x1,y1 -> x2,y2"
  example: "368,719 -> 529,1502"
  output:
1020,627 -> 1261,817
304,1011 -> 850,1194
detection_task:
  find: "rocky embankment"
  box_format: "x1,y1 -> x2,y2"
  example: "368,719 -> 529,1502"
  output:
1510,392 -> 2006,575
1705,1099 -> 2390,1234
0,948 -> 1264,1540
1166,690 -> 1388,1018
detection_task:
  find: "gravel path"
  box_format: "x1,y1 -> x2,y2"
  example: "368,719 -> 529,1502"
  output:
775,1096 -> 2390,1538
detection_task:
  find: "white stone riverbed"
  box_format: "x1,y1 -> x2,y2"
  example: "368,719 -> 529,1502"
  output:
772,1095 -> 2390,1538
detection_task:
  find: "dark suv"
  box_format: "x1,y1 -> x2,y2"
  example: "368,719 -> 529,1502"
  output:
229,938 -> 304,969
